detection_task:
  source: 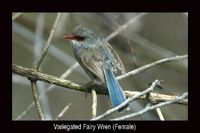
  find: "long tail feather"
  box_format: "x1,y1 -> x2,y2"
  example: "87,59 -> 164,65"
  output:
103,65 -> 126,107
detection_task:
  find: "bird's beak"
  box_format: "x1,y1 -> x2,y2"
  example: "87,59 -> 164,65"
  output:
64,33 -> 76,40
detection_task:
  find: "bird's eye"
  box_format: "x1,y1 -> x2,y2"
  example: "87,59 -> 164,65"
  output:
74,35 -> 85,41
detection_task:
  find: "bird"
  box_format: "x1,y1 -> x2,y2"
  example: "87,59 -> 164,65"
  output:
64,25 -> 127,109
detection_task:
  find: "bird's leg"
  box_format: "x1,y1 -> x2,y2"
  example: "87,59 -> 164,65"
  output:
84,81 -> 96,98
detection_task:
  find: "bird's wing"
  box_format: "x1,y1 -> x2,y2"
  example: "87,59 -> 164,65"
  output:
106,43 -> 126,75
81,53 -> 105,82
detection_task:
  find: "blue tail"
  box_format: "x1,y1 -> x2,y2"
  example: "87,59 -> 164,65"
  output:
103,65 -> 126,107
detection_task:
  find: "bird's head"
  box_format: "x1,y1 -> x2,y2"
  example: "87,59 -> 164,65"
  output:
64,25 -> 100,48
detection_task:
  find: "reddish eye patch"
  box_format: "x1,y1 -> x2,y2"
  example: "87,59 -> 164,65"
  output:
64,33 -> 85,41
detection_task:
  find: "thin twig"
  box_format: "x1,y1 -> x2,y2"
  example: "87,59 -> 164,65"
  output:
15,63 -> 79,120
30,81 -> 44,120
44,63 -> 79,93
112,92 -> 188,120
34,13 -> 61,70
15,101 -> 35,120
125,33 -> 188,67
12,13 -> 23,21
156,108 -> 165,121
34,13 -> 53,120
59,63 -> 79,80
34,13 -> 45,64
91,80 -> 161,121
30,13 -> 61,120
91,89 -> 97,118
55,103 -> 72,120
117,55 -> 188,80
106,13 -> 147,41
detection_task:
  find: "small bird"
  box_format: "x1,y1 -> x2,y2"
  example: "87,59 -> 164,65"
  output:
64,25 -> 127,109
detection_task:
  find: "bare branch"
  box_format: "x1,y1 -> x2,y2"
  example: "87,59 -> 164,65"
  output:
34,13 -> 61,70
12,64 -> 110,94
124,90 -> 188,105
91,89 -> 97,118
112,92 -> 188,120
156,108 -> 165,121
25,13 -> 62,120
13,64 -> 88,93
91,80 -> 161,121
117,55 -> 188,80
30,81 -> 44,120
45,63 -> 79,93
55,103 -> 72,120
13,64 -> 188,106
15,63 -> 79,120
60,63 -> 79,79
15,101 -> 34,120
106,13 -> 147,41
13,63 -> 188,103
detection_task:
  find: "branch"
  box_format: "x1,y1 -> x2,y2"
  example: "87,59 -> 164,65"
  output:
112,92 -> 188,120
91,80 -> 161,120
15,63 -> 79,120
124,90 -> 188,105
92,89 -> 97,118
30,81 -> 44,120
13,55 -> 187,94
55,103 -> 72,120
34,13 -> 61,70
60,63 -> 79,79
24,13 -> 62,120
156,108 -> 165,121
106,13 -> 147,41
117,55 -> 188,80
12,64 -> 90,93
13,64 -> 188,106
91,89 -> 97,118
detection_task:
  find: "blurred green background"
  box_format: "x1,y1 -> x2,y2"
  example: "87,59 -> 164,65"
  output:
12,13 -> 188,120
